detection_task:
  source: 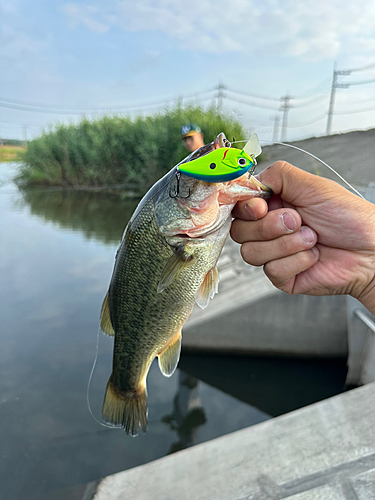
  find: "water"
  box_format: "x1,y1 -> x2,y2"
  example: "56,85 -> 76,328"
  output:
0,163 -> 347,500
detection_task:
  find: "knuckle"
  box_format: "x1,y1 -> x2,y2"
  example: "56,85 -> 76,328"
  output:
278,235 -> 290,254
230,221 -> 241,243
264,259 -> 279,278
258,220 -> 272,240
271,160 -> 287,170
240,243 -> 258,266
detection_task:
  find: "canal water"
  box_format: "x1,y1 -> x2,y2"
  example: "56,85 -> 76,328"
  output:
0,163 -> 347,500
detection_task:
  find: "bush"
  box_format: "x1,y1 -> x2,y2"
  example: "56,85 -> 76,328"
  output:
17,105 -> 247,192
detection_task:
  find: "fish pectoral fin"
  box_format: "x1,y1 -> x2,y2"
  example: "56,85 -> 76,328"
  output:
195,266 -> 219,309
157,248 -> 193,293
100,290 -> 115,336
158,331 -> 182,377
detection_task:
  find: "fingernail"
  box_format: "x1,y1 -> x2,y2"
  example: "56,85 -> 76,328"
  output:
245,204 -> 257,220
280,212 -> 296,232
300,226 -> 314,244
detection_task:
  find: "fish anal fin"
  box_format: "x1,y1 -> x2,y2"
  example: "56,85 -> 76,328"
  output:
102,377 -> 148,436
158,248 -> 193,293
195,266 -> 219,309
158,331 -> 182,377
100,291 -> 115,336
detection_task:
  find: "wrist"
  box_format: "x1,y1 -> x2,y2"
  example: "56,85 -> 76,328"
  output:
356,277 -> 375,315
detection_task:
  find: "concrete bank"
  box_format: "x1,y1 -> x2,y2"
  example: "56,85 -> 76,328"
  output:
183,238 -> 348,357
92,382 -> 375,500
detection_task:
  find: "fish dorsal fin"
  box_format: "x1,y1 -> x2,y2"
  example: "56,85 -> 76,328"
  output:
158,248 -> 193,293
195,266 -> 219,309
100,290 -> 115,336
158,332 -> 182,377
243,133 -> 262,159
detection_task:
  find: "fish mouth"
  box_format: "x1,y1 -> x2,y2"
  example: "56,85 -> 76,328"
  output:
249,175 -> 273,197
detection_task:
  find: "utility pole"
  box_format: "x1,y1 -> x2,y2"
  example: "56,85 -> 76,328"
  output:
22,125 -> 28,146
280,94 -> 291,141
271,114 -> 280,143
326,62 -> 351,136
216,81 -> 225,111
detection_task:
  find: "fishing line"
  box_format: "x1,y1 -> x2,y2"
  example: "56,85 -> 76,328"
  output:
232,139 -> 365,199
86,325 -> 120,429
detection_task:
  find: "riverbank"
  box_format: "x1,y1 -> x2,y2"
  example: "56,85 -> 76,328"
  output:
0,145 -> 25,162
15,107 -> 245,188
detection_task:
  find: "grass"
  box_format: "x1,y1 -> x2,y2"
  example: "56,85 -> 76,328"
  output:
0,145 -> 26,162
16,105 -> 248,193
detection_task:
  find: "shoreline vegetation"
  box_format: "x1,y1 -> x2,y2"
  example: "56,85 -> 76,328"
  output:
0,144 -> 26,162
15,106 -> 247,197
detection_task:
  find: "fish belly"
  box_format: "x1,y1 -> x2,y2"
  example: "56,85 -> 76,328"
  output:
102,198 -> 229,434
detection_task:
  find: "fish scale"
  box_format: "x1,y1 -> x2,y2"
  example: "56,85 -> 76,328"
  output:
99,134 -> 271,435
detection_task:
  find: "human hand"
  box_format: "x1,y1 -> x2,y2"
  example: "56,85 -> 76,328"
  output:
230,161 -> 375,314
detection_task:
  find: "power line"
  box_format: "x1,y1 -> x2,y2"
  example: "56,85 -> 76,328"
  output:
343,78 -> 375,86
292,92 -> 330,108
225,86 -> 280,102
0,120 -> 41,128
346,62 -> 375,73
293,79 -> 332,99
224,94 -> 279,110
334,105 -> 375,115
288,113 -> 327,128
0,87 -> 217,114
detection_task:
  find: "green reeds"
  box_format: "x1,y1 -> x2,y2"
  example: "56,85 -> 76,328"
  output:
16,105 -> 247,193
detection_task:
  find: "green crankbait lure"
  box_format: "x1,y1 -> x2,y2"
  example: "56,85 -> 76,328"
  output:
178,134 -> 262,183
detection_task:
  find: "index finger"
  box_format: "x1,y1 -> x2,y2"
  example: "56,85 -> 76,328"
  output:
232,197 -> 268,220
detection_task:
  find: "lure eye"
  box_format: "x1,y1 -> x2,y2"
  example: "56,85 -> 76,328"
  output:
238,157 -> 247,167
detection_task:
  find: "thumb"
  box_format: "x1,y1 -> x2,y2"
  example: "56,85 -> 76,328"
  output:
257,161 -> 335,207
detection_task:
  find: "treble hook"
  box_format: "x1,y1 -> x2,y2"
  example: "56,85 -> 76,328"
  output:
169,170 -> 190,199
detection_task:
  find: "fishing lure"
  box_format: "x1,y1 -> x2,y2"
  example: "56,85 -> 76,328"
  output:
177,134 -> 262,183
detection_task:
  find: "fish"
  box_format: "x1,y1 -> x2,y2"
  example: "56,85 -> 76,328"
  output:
99,133 -> 271,436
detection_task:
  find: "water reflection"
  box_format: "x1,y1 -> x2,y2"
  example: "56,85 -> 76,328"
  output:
16,187 -> 140,244
0,163 -> 347,499
162,372 -> 206,454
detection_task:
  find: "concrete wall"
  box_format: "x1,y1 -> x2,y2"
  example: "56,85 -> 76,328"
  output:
183,293 -> 348,357
92,382 -> 375,500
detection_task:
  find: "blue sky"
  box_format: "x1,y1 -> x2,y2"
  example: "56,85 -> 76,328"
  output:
1,0 -> 375,143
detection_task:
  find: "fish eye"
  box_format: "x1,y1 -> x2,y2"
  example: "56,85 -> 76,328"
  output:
210,163 -> 216,169
238,157 -> 247,167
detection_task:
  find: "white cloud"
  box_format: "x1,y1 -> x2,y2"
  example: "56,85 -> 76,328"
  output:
62,3 -> 109,33
61,0 -> 375,61
0,23 -> 48,60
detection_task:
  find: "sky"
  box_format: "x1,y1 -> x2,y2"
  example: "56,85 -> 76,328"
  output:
1,0 -> 375,143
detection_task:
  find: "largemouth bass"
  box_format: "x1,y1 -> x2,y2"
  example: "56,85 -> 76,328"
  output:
100,133 -> 271,435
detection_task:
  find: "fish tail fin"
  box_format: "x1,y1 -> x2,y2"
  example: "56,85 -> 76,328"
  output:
102,376 -> 148,436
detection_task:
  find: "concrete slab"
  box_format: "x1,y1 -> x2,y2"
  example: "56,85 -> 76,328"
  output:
350,468 -> 375,500
92,383 -> 375,500
280,484 -> 343,500
183,238 -> 348,357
